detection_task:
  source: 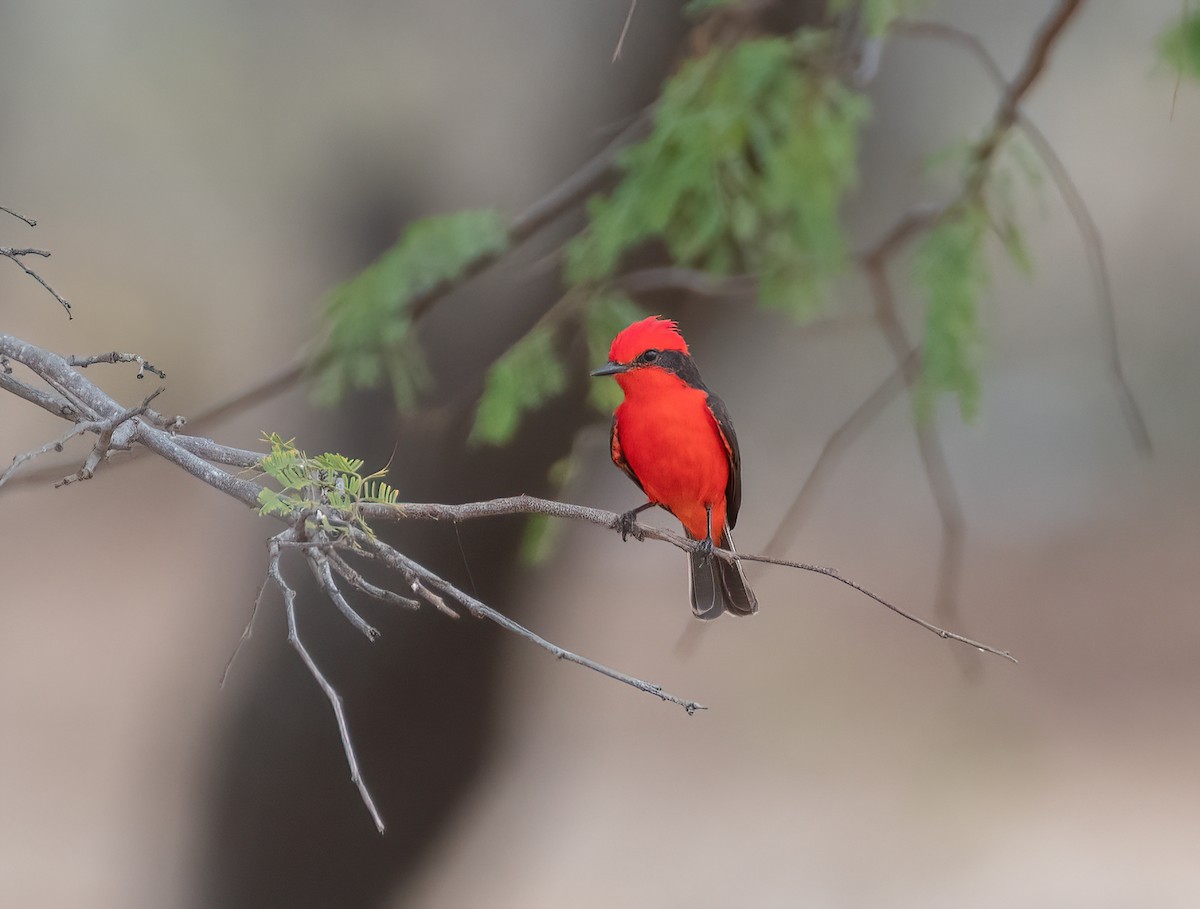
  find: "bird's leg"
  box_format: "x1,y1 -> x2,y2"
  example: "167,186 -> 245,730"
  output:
696,503 -> 715,564
618,501 -> 655,541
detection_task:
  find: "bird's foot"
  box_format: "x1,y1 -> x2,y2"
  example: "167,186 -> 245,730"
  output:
617,510 -> 645,542
695,537 -> 714,565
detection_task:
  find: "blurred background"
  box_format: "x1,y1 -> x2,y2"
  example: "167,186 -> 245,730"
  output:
2,1 -> 1199,906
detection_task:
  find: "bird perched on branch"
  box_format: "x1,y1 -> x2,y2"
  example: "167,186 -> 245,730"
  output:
592,316 -> 757,619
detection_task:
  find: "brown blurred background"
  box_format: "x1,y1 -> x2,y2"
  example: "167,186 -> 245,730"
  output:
2,1 -> 1199,907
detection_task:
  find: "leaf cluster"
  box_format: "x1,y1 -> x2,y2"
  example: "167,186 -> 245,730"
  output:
312,210 -> 508,407
568,35 -> 869,317
257,432 -> 400,536
469,292 -> 648,445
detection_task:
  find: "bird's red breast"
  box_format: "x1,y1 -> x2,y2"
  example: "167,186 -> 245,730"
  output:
613,367 -> 730,541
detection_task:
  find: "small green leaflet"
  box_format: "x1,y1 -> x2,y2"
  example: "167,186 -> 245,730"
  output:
1161,8 -> 1200,81
470,326 -> 568,445
313,209 -> 508,408
256,433 -> 400,534
914,205 -> 988,422
567,36 -> 868,318
585,292 -> 648,413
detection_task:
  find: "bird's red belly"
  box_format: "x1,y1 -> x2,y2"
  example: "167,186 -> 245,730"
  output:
617,389 -> 728,540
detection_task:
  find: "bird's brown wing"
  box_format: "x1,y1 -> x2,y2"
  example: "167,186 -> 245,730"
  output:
705,391 -> 742,529
609,414 -> 644,494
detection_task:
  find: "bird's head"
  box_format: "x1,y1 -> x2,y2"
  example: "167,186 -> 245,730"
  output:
590,316 -> 691,390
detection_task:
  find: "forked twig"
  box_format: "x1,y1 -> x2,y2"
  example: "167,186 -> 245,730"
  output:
269,535 -> 386,834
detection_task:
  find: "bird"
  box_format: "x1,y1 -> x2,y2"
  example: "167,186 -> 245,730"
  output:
591,315 -> 757,619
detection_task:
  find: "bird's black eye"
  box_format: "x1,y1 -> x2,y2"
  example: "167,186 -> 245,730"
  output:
641,349 -> 660,363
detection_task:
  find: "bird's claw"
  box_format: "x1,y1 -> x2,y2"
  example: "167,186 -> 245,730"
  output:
617,510 -> 645,542
695,537 -> 714,565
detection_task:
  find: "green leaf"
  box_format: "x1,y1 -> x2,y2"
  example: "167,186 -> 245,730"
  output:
1161,9 -> 1200,81
585,292 -> 648,413
914,205 -> 988,422
567,36 -> 868,319
470,326 -> 568,445
313,209 -> 508,408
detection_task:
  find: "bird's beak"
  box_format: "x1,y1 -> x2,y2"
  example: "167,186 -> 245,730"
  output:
590,361 -> 629,377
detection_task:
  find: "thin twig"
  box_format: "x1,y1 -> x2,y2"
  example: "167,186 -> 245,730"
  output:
893,16 -> 1152,453
305,547 -> 381,641
327,551 -> 422,611
612,0 -> 638,62
68,351 -> 167,380
220,572 -> 270,688
356,533 -> 708,714
155,109 -> 655,437
270,536 -> 386,833
730,551 -> 1016,663
0,422 -> 92,489
55,387 -> 164,488
0,204 -> 37,227
764,351 -> 914,558
1,246 -> 71,318
861,254 -> 968,643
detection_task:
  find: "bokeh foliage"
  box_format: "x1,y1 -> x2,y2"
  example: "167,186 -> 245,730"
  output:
310,1 -> 1087,447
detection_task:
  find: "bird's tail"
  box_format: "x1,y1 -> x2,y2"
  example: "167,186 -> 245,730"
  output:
688,523 -> 758,620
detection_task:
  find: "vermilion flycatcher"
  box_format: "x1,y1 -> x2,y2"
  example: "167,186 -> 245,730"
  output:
592,316 -> 757,619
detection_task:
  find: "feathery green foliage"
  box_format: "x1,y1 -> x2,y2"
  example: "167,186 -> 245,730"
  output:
567,36 -> 868,317
585,292 -> 648,412
470,326 -> 568,445
313,210 -> 508,407
913,204 -> 989,422
1160,8 -> 1200,81
257,433 -> 400,535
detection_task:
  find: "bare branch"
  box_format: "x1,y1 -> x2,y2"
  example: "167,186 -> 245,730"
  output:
612,0 -> 638,62
327,552 -> 422,611
55,387 -> 164,488
355,532 -> 708,715
764,351 -> 914,558
305,545 -> 381,641
1,246 -> 71,318
68,351 -> 167,380
0,421 -> 92,489
861,252 -> 968,646
220,572 -> 271,689
269,534 -> 386,834
967,0 -> 1088,187
730,551 -> 1016,664
893,16 -> 1151,453
0,204 -> 37,227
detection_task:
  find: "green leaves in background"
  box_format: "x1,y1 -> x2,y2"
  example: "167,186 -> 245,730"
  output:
470,293 -> 648,446
585,292 -> 647,412
1160,8 -> 1200,81
567,36 -> 868,317
470,325 -> 568,445
313,209 -> 508,407
914,204 -> 988,422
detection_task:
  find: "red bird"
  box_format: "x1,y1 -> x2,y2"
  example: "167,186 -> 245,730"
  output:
592,316 -> 757,619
